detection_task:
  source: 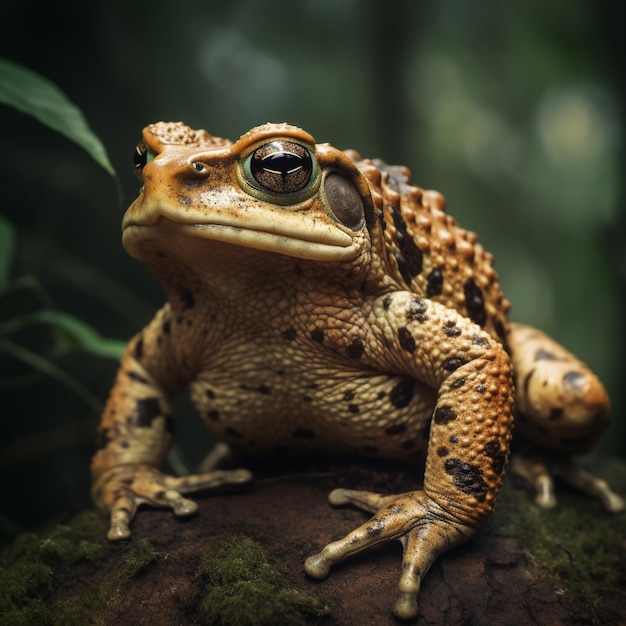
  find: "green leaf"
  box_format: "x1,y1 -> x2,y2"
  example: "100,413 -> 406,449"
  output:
2,309 -> 126,360
0,58 -> 115,176
0,214 -> 15,290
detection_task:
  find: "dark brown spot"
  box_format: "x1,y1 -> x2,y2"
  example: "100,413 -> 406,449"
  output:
347,337 -> 365,359
444,458 -> 487,501
378,208 -> 386,229
476,384 -> 487,393
391,208 -> 423,283
449,434 -> 459,443
95,428 -> 112,449
464,279 -> 487,326
293,428 -> 316,439
225,427 -> 243,438
450,376 -> 467,389
437,446 -> 449,457
389,378 -> 416,408
472,334 -> 489,348
382,295 -> 393,310
483,439 -> 507,474
128,371 -> 149,384
426,267 -> 444,297
443,357 -> 466,372
385,423 -> 407,435
406,297 -> 428,322
180,288 -> 195,310
131,397 -> 161,427
535,349 -> 561,361
257,385 -> 271,394
366,521 -> 385,538
310,328 -> 325,344
343,390 -> 355,401
398,327 -> 416,353
282,326 -> 297,341
549,408 -> 563,421
444,323 -> 462,337
434,406 -> 458,424
205,389 -> 216,399
348,404 -> 360,414
207,410 -> 220,421
535,348 -> 560,361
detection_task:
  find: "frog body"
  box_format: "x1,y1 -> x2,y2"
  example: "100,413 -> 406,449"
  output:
91,122 -> 622,620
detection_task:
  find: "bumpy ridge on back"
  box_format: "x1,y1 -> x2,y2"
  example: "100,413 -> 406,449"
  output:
353,154 -> 511,344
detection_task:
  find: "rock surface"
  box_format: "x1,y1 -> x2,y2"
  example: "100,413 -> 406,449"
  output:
3,457 -> 625,625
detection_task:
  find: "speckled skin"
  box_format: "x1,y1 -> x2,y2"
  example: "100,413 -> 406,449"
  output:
91,122 -> 623,620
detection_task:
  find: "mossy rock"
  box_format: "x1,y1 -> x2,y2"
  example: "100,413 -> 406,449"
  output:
1,458 -> 624,625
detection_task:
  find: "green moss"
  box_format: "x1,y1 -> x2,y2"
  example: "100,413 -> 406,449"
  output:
0,510 -> 166,624
0,510 -> 109,624
119,537 -> 160,580
494,463 -> 626,621
195,535 -> 329,626
1,511 -> 106,569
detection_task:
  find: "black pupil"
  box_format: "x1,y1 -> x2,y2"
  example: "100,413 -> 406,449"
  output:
250,141 -> 313,193
256,152 -> 305,177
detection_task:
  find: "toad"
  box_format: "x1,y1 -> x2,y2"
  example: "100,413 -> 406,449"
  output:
91,122 -> 623,620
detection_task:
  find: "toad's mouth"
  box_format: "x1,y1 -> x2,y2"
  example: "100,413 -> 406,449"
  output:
122,211 -> 361,262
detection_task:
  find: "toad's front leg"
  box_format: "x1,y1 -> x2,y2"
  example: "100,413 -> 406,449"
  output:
91,312 -> 251,541
306,295 -> 514,620
305,489 -> 475,620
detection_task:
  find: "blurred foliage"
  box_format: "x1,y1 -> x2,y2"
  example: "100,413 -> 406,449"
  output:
0,58 -> 115,176
0,60 -> 124,414
0,0 -> 624,534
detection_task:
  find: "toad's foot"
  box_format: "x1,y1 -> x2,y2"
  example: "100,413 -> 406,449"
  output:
92,464 -> 252,541
304,489 -> 475,621
510,451 -> 624,512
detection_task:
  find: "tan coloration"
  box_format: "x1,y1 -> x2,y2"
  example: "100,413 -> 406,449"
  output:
506,323 -> 623,513
91,121 -> 622,620
508,323 -> 610,451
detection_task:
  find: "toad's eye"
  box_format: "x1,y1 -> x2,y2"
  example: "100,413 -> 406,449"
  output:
132,141 -> 155,180
243,140 -> 317,197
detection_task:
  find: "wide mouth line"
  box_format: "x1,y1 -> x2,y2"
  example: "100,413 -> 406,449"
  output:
183,221 -> 352,247
124,213 -> 354,248
123,215 -> 360,261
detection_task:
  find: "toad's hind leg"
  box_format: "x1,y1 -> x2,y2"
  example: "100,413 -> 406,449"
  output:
507,322 -> 623,512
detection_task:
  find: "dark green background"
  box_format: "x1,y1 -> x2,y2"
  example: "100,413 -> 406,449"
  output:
1,0 -> 624,533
